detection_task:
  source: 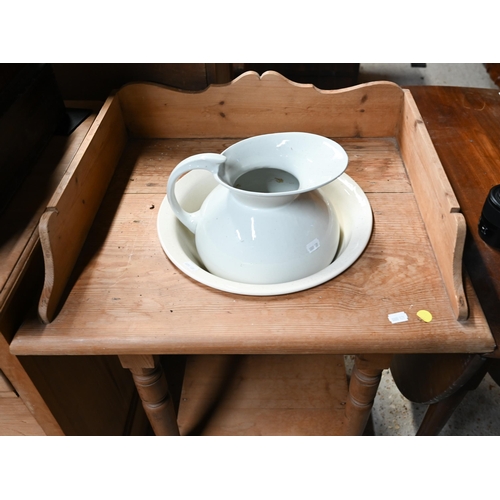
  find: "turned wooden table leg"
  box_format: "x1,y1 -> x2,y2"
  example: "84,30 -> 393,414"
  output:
344,354 -> 393,435
119,355 -> 180,436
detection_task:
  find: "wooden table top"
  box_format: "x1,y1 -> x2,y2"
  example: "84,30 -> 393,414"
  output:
408,86 -> 500,356
9,84 -> 496,358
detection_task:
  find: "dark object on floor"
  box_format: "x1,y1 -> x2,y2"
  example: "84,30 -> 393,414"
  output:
478,184 -> 500,249
484,63 -> 500,87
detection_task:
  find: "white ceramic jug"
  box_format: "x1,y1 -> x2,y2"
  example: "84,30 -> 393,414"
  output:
166,132 -> 348,285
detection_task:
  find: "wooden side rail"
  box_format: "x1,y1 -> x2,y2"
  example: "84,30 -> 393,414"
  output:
38,95 -> 128,323
399,90 -> 468,320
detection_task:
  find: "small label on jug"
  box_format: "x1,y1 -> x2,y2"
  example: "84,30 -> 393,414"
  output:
307,238 -> 321,253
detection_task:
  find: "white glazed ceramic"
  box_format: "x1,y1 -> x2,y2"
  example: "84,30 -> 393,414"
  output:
158,170 -> 373,296
166,132 -> 349,285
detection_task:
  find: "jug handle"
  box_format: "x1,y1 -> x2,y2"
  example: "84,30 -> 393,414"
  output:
167,153 -> 226,233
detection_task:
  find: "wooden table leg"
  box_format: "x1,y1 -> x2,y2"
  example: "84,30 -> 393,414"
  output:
119,355 -> 180,436
344,354 -> 393,435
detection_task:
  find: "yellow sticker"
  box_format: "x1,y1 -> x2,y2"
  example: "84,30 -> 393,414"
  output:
417,310 -> 433,322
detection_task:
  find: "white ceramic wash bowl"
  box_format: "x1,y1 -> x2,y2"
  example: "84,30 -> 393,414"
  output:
157,169 -> 373,295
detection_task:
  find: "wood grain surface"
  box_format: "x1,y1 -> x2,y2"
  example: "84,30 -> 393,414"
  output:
390,87 -> 500,416
8,78 -> 498,436
38,96 -> 128,323
0,102 -> 100,312
117,73 -> 404,139
399,90 -> 467,320
11,137 -> 493,356
177,354 -> 348,436
409,86 -> 500,353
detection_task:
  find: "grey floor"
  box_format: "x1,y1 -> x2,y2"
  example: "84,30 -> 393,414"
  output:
358,62 -> 499,89
353,63 -> 500,436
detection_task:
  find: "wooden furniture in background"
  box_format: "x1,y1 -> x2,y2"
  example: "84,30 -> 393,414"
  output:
391,85 -> 500,435
51,63 -> 234,100
231,64 -> 360,89
0,367 -> 46,435
0,82 -> 148,435
0,64 -> 65,215
9,73 -> 494,436
50,63 -> 360,101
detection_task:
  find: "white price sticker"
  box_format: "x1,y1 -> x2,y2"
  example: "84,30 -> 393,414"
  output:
388,311 -> 408,324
